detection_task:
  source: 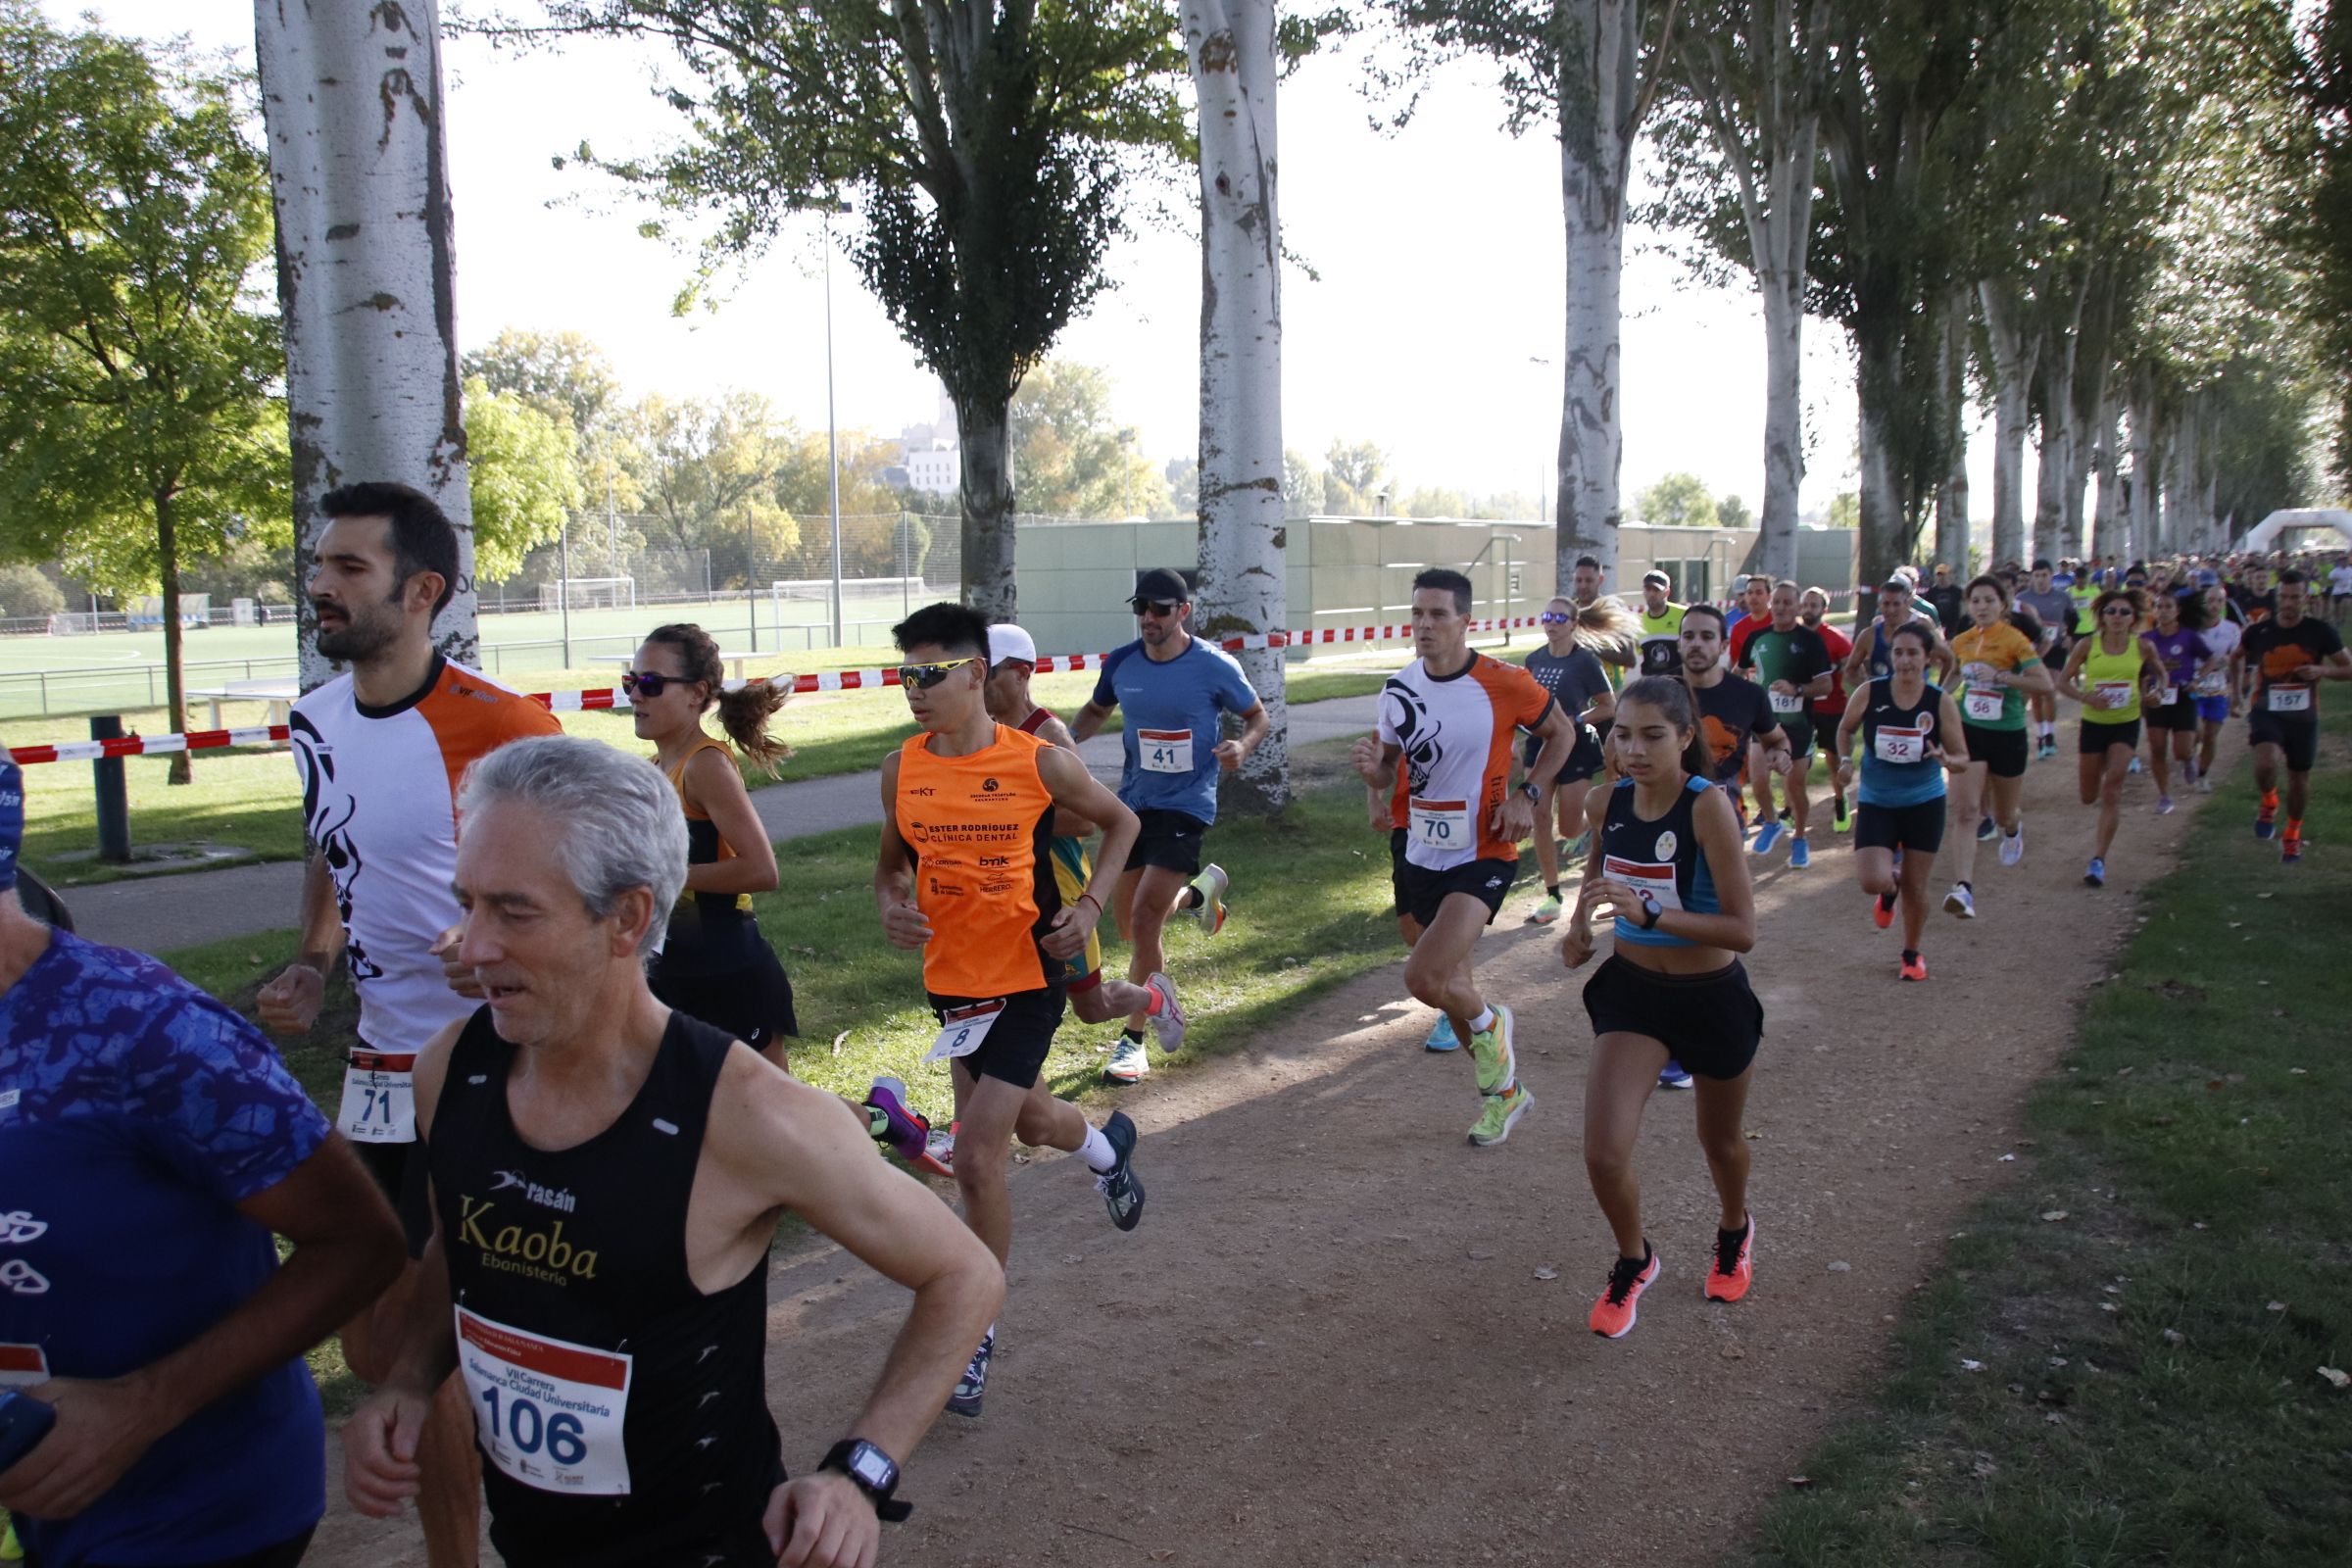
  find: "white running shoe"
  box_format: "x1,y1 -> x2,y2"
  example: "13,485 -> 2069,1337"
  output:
1943,884 -> 1976,919
1102,1035 -> 1149,1084
2196,775 -> 2213,795
1144,971 -> 1187,1052
1998,826 -> 2025,866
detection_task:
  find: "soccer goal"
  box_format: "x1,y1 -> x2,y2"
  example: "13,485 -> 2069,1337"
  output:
47,612 -> 104,635
537,576 -> 637,612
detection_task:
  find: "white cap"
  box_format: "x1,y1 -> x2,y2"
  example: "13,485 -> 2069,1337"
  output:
987,623 -> 1038,666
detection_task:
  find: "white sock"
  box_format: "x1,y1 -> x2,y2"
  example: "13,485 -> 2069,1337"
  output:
1078,1123 -> 1119,1173
1467,1006 -> 1496,1035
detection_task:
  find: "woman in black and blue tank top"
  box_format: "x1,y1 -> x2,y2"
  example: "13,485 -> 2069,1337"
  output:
1560,676 -> 1763,1340
1832,620 -> 1969,983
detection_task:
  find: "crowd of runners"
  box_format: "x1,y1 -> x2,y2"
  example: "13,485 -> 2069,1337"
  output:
1,480 -> 2345,1568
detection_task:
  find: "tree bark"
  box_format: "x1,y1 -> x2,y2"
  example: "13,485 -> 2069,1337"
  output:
2126,371 -> 2159,561
1854,325 -> 1906,595
1933,284 -> 1970,573
156,490 -> 192,786
956,396 -> 1017,618
1188,0 -> 1287,816
2089,389 -> 2126,564
2031,326 -> 2076,565
1978,280 -> 2035,567
257,0 -> 477,692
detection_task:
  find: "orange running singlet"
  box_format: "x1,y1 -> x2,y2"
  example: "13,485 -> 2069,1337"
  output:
896,724 -> 1059,997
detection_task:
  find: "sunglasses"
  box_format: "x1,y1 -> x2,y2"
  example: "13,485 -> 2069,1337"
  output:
1128,598 -> 1182,617
897,657 -> 979,690
2101,606 -> 2136,617
1539,611 -> 1572,625
620,669 -> 683,698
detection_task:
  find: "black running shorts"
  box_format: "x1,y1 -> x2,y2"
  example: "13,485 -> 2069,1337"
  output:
1854,798 -> 1946,855
1582,955 -> 1763,1081
927,985 -> 1066,1091
652,948 -> 800,1053
1961,722 -> 2029,780
1524,722 -> 1607,786
1126,808 -> 1207,877
1395,856 -> 1518,929
2247,710 -> 2320,772
2144,695 -> 2199,733
2080,719 -> 2140,756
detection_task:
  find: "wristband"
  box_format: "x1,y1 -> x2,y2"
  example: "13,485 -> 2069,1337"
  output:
1077,892 -> 1102,916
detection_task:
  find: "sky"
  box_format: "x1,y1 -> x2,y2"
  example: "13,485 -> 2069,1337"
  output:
61,2 -> 2016,521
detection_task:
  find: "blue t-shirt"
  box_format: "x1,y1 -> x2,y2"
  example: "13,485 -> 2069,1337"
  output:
1091,638 -> 1260,823
0,930 -> 331,1567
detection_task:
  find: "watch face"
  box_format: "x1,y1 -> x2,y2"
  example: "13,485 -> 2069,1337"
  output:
850,1444 -> 895,1490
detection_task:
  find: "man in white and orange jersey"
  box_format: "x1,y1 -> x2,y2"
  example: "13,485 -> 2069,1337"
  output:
1352,569 -> 1576,1148
875,602 -> 1152,1420
257,480 -> 561,1565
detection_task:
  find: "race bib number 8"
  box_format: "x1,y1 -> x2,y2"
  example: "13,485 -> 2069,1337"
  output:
1963,687 -> 2004,722
2268,685 -> 2312,713
1408,796 -> 1471,851
1138,728 -> 1194,773
1874,723 -> 1928,764
338,1052 -> 416,1144
924,999 -> 1005,1063
457,1307 -> 631,1496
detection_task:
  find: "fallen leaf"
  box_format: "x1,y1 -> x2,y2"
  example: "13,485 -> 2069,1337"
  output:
2000,1153 -> 2018,1162
2269,1300 -> 2287,1313
1152,1553 -> 1177,1563
2098,1302 -> 2120,1313
245,953 -> 263,966
2041,1210 -> 2070,1222
1787,1476 -> 1812,1488
2291,1067 -> 2309,1075
830,1030 -> 850,1057
1534,1266 -> 1558,1281
2049,1356 -> 2069,1368
1466,1249 -> 1495,1261
1828,1260 -> 1852,1273
2319,1367 -> 2350,1390
1720,1343 -> 1746,1359
2162,1330 -> 2183,1346
1960,1358 -> 1986,1372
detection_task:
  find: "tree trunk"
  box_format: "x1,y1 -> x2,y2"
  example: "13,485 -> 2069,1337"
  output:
2089,391 -> 2126,563
2032,333 -> 2075,565
2161,408 -> 2195,555
1854,327 -> 1905,599
956,396 -> 1017,618
1757,273 -> 1805,581
2126,373 -> 2159,561
1188,0 -> 1288,816
257,0 -> 477,691
1553,0 -> 1641,588
1933,285 -> 1970,573
156,490 -> 192,786
1978,281 -> 2035,567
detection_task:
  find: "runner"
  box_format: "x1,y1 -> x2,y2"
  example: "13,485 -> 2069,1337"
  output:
344,735 -> 1005,1565
257,480 -> 562,1564
1841,576 -> 1958,690
1352,568 -> 1573,1146
1924,563 -> 1968,636
1942,575 -> 2052,915
2239,570 -> 2351,862
1071,568 -> 1269,1084
1521,596 -> 1629,923
2328,554 -> 2352,625
627,621 -> 798,1065
1724,574 -> 1773,650
1557,676 -> 1763,1338
1735,582 -> 1835,869
2015,561 -> 2076,760
2138,590 -> 2218,814
1798,587 -> 1856,833
2192,581 -> 2242,790
1635,569 -> 1688,677
1834,622 -> 1970,979
877,603 -> 1158,1416
2055,588 -> 2161,888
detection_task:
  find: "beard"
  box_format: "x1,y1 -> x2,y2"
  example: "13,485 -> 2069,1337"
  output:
315,598 -> 401,662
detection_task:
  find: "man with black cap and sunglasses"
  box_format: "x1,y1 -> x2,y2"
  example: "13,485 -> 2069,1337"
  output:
1072,568 -> 1270,1085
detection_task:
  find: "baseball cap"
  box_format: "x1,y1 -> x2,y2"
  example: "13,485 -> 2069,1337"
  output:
2194,568 -> 2220,587
0,759 -> 21,893
1131,566 -> 1191,605
1641,568 -> 1670,588
986,623 -> 1038,666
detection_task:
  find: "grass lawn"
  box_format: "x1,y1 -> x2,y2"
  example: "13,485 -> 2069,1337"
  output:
1742,710 -> 2352,1568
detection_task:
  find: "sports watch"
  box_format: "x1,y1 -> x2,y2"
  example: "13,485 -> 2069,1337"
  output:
820,1439 -> 913,1521
1520,782 -> 1542,802
1637,889 -> 1663,929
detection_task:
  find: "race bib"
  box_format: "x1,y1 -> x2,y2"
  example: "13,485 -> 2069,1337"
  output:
924,999 -> 1005,1063
1138,728 -> 1194,773
1874,723 -> 1928,764
2093,681 -> 2134,711
1963,687 -> 2005,722
2156,686 -> 2180,708
2194,668 -> 2228,697
0,1344 -> 49,1390
2268,684 -> 2312,713
1769,690 -> 1804,713
457,1307 -> 631,1496
338,1052 -> 416,1144
1601,856 -> 1684,913
1408,796 -> 1472,851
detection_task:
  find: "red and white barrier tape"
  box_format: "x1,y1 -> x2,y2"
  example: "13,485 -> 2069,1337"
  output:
7,616 -> 1544,765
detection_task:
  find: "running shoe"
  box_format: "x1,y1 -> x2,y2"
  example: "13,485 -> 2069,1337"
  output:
1589,1248 -> 1662,1339
947,1328 -> 994,1418
1659,1060 -> 1694,1091
2282,834 -> 2304,865
2156,795 -> 2176,816
2196,775 -> 2213,795
925,1121 -> 958,1172
2254,811 -> 2277,840
1752,819 -> 1785,857
1943,883 -> 1976,919
1528,893 -> 1564,925
1788,836 -> 1812,870
1096,1110 -> 1145,1231
1102,1034 -> 1149,1084
1424,1012 -> 1460,1052
1468,1004 -> 1517,1096
1873,890 -> 1896,929
1977,814 -> 1997,842
2036,738 -> 2055,760
1999,825 -> 2025,866
2128,756 -> 2142,774
2182,758 -> 2199,787
1188,863 -> 1230,935
1144,971 -> 1187,1052
1561,831 -> 1591,861
863,1077 -> 953,1177
2084,856 -> 2106,888
1833,797 -> 1850,832
1899,951 -> 1929,982
1467,1083 -> 1533,1147
1703,1217 -> 1755,1303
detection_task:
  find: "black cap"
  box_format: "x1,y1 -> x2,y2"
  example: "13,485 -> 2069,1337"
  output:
1132,567 -> 1191,605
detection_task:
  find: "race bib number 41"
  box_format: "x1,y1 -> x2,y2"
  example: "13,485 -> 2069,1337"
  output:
338,1052 -> 416,1144
1138,728 -> 1194,773
457,1306 -> 631,1496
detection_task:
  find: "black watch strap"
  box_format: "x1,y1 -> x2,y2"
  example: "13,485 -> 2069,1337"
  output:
820,1439 -> 913,1522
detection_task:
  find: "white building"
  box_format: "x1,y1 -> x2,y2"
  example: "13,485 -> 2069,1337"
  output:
901,389 -> 960,498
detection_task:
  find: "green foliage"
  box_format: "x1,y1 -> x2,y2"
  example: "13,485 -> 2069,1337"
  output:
463,376 -> 585,580
2284,0 -> 2352,481
1323,438 -> 1389,514
1280,449 -> 1321,514
0,564 -> 63,619
616,390 -> 803,586
1718,491 -> 1752,530
463,326 -> 622,437
1638,470 -> 1719,527
1010,362 -> 1167,518
1827,490 -> 1860,529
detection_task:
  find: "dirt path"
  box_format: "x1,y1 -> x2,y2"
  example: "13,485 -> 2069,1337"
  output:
308,729 -> 2241,1567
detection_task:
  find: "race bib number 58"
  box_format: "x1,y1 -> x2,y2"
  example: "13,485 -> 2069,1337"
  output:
457,1307 -> 632,1496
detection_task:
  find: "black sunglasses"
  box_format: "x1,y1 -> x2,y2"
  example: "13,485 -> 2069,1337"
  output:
620,669 -> 682,698
1539,611 -> 1572,625
898,657 -> 979,690
1128,598 -> 1182,617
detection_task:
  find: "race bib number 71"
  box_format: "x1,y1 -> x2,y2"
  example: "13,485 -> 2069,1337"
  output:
338,1052 -> 416,1144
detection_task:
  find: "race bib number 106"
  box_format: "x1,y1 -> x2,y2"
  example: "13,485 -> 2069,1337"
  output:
457,1306 -> 632,1496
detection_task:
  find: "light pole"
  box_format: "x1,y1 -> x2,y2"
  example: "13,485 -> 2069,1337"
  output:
824,201 -> 853,649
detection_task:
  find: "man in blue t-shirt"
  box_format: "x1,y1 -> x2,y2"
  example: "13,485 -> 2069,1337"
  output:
1073,568 -> 1269,1083
0,759 -> 404,1568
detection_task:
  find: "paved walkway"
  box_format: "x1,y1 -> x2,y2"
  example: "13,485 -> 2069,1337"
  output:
66,695 -> 1379,956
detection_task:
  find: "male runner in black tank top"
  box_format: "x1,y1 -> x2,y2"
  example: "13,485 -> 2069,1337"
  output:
346,737 -> 1003,1567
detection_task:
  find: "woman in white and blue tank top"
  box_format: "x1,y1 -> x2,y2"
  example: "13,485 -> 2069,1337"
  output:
1834,620 -> 1969,983
1559,676 -> 1763,1339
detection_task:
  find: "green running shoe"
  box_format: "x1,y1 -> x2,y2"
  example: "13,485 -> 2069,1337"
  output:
1468,1083 -> 1534,1147
1527,893 -> 1563,925
1468,1003 -> 1516,1096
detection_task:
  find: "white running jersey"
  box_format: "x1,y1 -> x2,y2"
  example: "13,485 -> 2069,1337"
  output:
1377,652 -> 1554,870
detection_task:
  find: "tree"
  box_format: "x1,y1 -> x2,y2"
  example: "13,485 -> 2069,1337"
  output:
1826,489 -> 1859,529
1323,437 -> 1388,514
1716,491 -> 1752,531
258,0 -> 478,691
1638,471 -> 1718,527
615,391 -> 803,585
0,8 -> 286,780
0,564 -> 64,621
1010,363 -> 1169,517
463,377 -> 585,580
463,326 -> 621,436
2289,1 -> 2352,482
509,0 -> 1191,618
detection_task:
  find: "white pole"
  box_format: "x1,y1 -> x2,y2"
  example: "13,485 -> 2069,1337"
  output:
826,205 -> 845,649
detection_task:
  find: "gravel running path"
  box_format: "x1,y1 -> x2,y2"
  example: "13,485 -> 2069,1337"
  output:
306,727 -> 2241,1567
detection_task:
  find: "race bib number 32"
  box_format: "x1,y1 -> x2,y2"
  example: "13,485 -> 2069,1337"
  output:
1138,728 -> 1194,773
1874,723 -> 1928,764
457,1307 -> 632,1496
338,1052 -> 416,1144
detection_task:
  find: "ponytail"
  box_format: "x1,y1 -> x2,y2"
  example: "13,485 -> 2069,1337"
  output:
643,621 -> 795,776
1569,596 -> 1639,662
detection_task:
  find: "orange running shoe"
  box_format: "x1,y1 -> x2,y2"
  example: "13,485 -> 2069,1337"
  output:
1589,1247 -> 1662,1339
1873,890 -> 1896,930
1899,951 -> 1929,982
1704,1216 -> 1754,1302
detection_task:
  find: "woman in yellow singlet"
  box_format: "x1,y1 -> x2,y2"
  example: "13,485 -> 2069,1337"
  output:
2055,589 -> 2159,889
628,622 -> 797,1063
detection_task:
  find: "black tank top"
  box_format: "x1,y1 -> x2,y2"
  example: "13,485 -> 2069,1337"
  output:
430,1007 -> 783,1566
657,743 -> 765,978
1597,774 -> 1720,950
